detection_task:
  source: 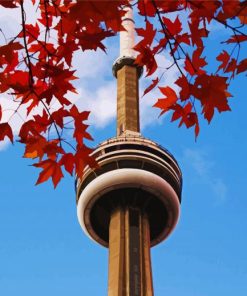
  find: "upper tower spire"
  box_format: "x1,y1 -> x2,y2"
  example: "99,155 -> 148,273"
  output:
113,3 -> 142,137
120,4 -> 135,59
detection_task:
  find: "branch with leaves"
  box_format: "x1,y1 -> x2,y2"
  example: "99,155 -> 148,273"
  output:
134,0 -> 246,137
0,0 -> 246,187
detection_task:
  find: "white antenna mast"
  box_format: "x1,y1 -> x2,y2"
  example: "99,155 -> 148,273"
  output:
120,3 -> 136,59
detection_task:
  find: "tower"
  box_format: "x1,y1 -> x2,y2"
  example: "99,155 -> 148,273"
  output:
76,4 -> 182,296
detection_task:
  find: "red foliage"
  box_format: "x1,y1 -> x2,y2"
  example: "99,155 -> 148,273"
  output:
0,0 -> 246,187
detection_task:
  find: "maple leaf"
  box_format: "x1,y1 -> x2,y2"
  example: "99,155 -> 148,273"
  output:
237,59 -> 247,74
51,108 -> 70,129
5,51 -> 19,72
34,159 -> 64,188
188,0 -> 220,23
23,136 -> 47,159
56,40 -> 79,67
75,146 -> 98,179
29,42 -> 56,60
134,45 -> 157,76
19,116 -> 50,142
171,103 -> 192,125
26,23 -> 40,44
238,15 -> 247,25
136,20 -> 157,47
60,153 -> 75,176
158,1 -> 183,13
42,140 -> 64,161
173,33 -> 190,52
0,123 -> 14,143
142,77 -> 159,97
175,76 -> 190,102
171,103 -> 200,138
189,20 -> 208,47
39,14 -> 53,27
184,48 -> 207,76
70,105 -> 93,145
75,26 -> 114,52
154,86 -> 178,115
137,0 -> 156,17
0,42 -> 23,64
0,1 -> 18,8
18,23 -> 40,44
162,16 -> 182,36
217,0 -> 246,23
7,71 -> 30,94
216,50 -> 230,72
92,1 -> 127,32
33,110 -> 51,130
68,1 -> 126,33
191,74 -> 232,122
225,58 -> 237,78
224,35 -> 247,44
152,37 -> 167,55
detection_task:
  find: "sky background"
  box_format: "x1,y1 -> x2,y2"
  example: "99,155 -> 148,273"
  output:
0,2 -> 247,295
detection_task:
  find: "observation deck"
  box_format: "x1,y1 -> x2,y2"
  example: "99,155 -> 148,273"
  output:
76,135 -> 182,247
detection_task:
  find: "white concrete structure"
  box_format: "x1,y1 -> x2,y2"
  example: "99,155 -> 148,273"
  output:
120,4 -> 136,59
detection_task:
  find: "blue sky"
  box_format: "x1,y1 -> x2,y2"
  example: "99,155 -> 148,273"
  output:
0,2 -> 247,295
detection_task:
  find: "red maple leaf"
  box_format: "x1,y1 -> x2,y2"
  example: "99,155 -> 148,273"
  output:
154,86 -> 178,115
137,0 -> 156,17
191,74 -> 232,122
75,146 -> 98,179
34,159 -> 64,188
0,42 -> 23,64
0,123 -> 14,143
134,45 -> 157,76
0,1 -> 18,8
142,77 -> 159,97
225,35 -> 247,44
171,103 -> 200,138
184,48 -> 207,76
216,50 -> 230,73
175,76 -> 190,102
70,105 -> 93,145
162,16 -> 182,36
237,59 -> 247,74
51,108 -> 70,129
23,136 -> 48,160
60,153 -> 75,176
136,20 -> 157,47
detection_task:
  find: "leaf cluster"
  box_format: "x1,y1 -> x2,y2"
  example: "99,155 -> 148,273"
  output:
0,0 -> 246,186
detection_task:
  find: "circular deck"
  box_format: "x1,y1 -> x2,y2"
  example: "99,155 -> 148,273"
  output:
76,136 -> 182,247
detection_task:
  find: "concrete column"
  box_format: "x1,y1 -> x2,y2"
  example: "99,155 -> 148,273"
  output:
108,206 -> 154,296
141,214 -> 154,296
117,65 -> 140,136
108,207 -> 126,296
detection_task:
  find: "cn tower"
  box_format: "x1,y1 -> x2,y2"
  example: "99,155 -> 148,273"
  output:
76,4 -> 182,296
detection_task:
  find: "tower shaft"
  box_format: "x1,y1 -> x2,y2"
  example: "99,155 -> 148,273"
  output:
117,65 -> 140,136
108,206 -> 153,296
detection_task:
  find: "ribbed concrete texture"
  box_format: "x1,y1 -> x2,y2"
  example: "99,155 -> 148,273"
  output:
117,65 -> 140,136
108,206 -> 153,296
